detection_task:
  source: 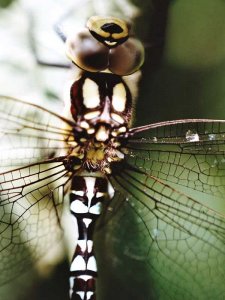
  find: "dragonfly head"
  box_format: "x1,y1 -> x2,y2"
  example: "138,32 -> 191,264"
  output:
65,16 -> 145,75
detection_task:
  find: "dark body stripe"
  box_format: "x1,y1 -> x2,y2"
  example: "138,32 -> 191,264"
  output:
69,175 -> 111,300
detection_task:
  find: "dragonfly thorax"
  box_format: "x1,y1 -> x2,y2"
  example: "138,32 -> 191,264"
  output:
66,137 -> 124,174
70,72 -> 132,143
84,139 -> 124,173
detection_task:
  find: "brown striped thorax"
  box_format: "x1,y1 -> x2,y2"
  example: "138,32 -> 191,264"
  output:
65,16 -> 144,174
70,72 -> 132,140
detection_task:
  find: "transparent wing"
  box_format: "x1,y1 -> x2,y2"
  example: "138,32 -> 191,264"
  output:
96,120 -> 225,300
0,159 -> 71,285
0,95 -> 75,168
127,119 -> 225,199
0,96 -> 76,286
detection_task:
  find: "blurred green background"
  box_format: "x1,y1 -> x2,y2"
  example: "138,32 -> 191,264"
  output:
0,0 -> 225,299
136,0 -> 225,125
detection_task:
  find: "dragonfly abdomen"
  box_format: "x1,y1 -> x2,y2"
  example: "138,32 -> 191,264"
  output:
69,175 -> 112,300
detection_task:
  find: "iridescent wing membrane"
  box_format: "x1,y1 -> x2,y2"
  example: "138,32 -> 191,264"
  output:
0,96 -> 225,299
103,120 -> 225,299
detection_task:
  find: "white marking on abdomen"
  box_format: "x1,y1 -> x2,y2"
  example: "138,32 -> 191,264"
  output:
71,200 -> 88,214
89,202 -> 102,214
83,218 -> 92,228
71,255 -> 86,271
84,177 -> 96,209
87,256 -> 97,272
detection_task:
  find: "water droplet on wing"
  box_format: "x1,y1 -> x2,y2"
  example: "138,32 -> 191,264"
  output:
185,130 -> 199,142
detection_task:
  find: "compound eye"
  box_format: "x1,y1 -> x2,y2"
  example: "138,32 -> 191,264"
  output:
109,38 -> 145,75
65,29 -> 109,72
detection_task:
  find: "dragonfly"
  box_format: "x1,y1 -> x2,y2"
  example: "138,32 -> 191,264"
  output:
0,15 -> 225,300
